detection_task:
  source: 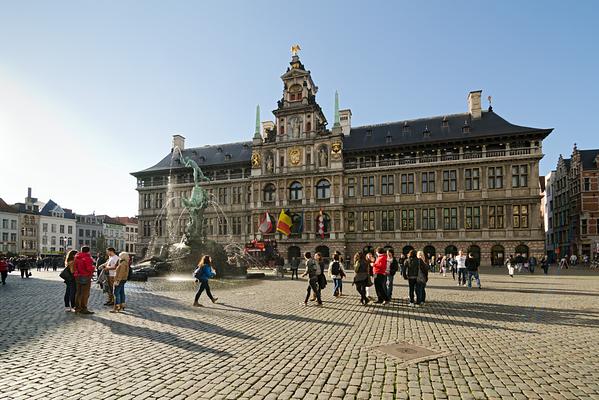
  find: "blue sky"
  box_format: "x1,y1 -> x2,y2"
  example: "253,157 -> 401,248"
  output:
1,1 -> 597,216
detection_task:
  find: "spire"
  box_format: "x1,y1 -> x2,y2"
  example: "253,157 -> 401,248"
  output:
334,91 -> 340,127
253,105 -> 261,139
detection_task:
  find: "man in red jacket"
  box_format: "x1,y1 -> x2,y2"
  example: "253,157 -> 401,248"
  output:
74,246 -> 95,314
372,247 -> 390,304
0,256 -> 9,285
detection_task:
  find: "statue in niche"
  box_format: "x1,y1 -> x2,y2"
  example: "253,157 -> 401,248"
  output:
318,147 -> 328,167
265,154 -> 274,173
289,117 -> 301,138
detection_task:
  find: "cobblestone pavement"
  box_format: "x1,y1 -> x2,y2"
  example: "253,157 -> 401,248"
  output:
1,266 -> 599,400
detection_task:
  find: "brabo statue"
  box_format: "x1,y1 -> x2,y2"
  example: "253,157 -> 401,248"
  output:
180,155 -> 211,244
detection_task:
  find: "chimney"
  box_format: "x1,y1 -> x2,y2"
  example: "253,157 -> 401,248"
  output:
172,134 -> 185,151
339,109 -> 352,135
467,90 -> 482,119
27,187 -> 32,198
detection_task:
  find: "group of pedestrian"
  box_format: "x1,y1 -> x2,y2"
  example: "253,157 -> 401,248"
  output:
59,246 -> 130,314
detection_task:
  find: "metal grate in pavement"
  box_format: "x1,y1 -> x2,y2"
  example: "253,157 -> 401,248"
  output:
370,341 -> 450,365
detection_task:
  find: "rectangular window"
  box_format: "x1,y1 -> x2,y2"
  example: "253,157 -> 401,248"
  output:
465,168 -> 480,190
362,176 -> 375,196
488,167 -> 504,189
59,225 -> 65,234
347,212 -> 355,232
68,226 -> 72,234
51,224 -> 56,233
582,219 -> 588,235
79,229 -> 84,237
488,205 -> 504,229
442,170 -> 457,192
10,233 -> 16,241
400,209 -> 415,231
422,208 -> 436,230
422,172 -> 435,193
381,175 -> 394,195
232,187 -> 242,204
1,219 -> 7,229
512,165 -> 528,188
43,223 -> 48,233
347,178 -> 356,197
361,211 -> 375,231
155,193 -> 164,209
513,205 -> 529,228
443,208 -> 458,230
465,207 -> 481,229
400,173 -> 415,194
10,220 -> 17,230
584,177 -> 591,191
231,217 -> 242,235
218,187 -> 228,205
381,210 -> 395,231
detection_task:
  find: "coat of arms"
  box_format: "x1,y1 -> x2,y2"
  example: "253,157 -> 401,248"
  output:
288,147 -> 302,166
331,142 -> 342,159
251,152 -> 261,167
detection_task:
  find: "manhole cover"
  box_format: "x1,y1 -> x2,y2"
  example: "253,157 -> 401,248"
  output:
371,341 -> 449,365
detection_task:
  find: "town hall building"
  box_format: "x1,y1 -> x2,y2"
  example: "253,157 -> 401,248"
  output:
132,50 -> 552,266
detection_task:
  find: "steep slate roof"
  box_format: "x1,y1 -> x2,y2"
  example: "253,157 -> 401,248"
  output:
343,110 -> 552,152
579,149 -> 599,170
0,198 -> 17,213
133,141 -> 252,175
39,200 -> 76,219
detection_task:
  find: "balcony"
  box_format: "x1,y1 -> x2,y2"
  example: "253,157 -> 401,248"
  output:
344,147 -> 539,170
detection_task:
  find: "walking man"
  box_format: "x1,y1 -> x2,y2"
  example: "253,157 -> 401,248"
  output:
301,252 -> 322,306
103,247 -> 119,306
372,247 -> 389,304
403,250 -> 420,307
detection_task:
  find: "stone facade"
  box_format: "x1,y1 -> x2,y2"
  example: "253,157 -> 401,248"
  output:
132,53 -> 552,265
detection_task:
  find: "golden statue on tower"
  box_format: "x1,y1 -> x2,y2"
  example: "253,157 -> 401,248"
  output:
291,44 -> 301,56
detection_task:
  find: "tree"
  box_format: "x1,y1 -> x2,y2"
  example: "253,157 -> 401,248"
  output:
96,234 -> 107,255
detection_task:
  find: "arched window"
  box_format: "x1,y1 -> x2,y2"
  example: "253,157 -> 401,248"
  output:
515,244 -> 529,258
468,244 -> 481,261
316,179 -> 331,199
491,244 -> 505,266
289,181 -> 303,201
423,245 -> 436,260
288,246 -> 301,262
445,245 -> 458,256
363,245 -> 374,255
263,183 -> 276,202
315,245 -> 330,260
402,245 -> 415,256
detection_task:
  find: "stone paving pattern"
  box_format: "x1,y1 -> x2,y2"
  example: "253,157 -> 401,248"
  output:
1,267 -> 598,399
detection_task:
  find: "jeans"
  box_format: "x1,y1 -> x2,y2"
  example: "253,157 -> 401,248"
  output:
20,269 -> 29,278
374,274 -> 389,302
64,280 -> 76,307
195,280 -> 214,302
467,271 -> 481,288
386,274 -> 394,298
408,279 -> 417,303
416,282 -> 426,304
291,269 -> 298,280
354,280 -> 368,304
114,281 -> 126,305
305,278 -> 322,304
332,278 -> 343,296
1,271 -> 7,284
457,269 -> 467,285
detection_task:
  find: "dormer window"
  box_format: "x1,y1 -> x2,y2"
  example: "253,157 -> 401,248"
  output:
386,132 -> 392,144
216,147 -> 223,153
225,154 -> 232,161
366,129 -> 373,137
402,121 -> 410,133
462,120 -> 471,133
199,156 -> 206,163
423,125 -> 431,137
442,116 -> 449,128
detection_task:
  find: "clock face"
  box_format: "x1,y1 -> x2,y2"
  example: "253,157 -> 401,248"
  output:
288,147 -> 302,166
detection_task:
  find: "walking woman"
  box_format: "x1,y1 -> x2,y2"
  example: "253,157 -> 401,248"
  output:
62,250 -> 78,312
111,252 -> 130,313
193,255 -> 218,307
353,252 -> 370,305
416,251 -> 429,306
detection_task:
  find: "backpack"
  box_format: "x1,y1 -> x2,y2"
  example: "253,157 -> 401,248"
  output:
306,259 -> 318,276
390,259 -> 399,275
331,261 -> 340,276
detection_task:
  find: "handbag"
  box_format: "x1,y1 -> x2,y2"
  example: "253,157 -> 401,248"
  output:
78,276 -> 90,285
59,267 -> 73,282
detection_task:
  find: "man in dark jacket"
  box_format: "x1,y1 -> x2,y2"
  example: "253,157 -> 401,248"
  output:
403,250 -> 420,306
465,253 -> 481,289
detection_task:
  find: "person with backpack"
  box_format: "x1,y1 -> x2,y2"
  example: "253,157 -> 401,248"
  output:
403,250 -> 420,307
61,250 -> 78,312
192,255 -> 218,307
386,249 -> 399,299
301,251 -> 322,306
465,252 -> 481,289
111,252 -> 130,313
329,253 -> 345,297
353,252 -> 370,305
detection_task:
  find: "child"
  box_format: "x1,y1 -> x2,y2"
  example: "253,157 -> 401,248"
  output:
193,255 -> 218,307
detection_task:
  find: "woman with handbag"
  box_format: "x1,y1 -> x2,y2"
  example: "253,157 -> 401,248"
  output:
110,252 -> 130,313
61,250 -> 78,312
352,252 -> 370,305
192,255 -> 218,307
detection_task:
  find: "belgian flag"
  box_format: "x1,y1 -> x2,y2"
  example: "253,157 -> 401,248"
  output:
276,209 -> 292,236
